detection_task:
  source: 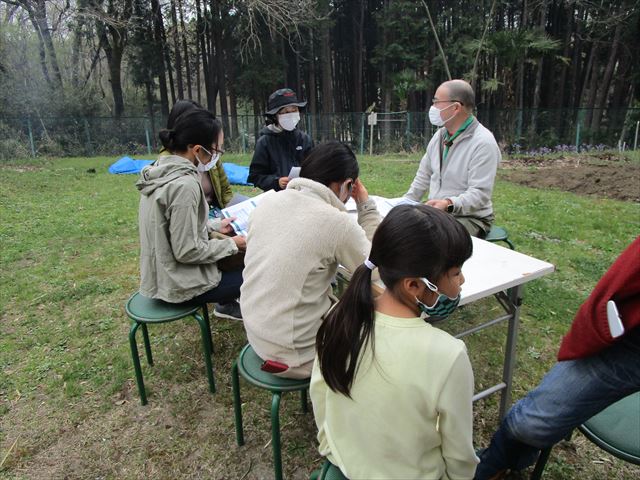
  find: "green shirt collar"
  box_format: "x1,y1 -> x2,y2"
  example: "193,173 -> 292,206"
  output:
444,115 -> 474,142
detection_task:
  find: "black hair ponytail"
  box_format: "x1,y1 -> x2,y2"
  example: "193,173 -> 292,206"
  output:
316,204 -> 473,397
316,263 -> 376,397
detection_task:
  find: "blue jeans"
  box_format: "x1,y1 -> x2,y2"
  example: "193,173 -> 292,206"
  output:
475,326 -> 640,479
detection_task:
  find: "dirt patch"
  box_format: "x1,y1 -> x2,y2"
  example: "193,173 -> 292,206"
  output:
500,152 -> 640,202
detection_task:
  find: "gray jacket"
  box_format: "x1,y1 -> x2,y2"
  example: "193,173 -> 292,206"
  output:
405,118 -> 500,219
136,154 -> 238,303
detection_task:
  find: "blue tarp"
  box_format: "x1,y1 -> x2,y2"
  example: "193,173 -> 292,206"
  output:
223,162 -> 251,185
108,156 -> 252,186
108,156 -> 154,174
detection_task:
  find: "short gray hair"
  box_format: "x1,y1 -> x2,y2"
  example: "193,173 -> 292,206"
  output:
443,80 -> 475,111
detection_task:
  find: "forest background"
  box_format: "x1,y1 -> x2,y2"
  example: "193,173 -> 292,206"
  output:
0,0 -> 639,157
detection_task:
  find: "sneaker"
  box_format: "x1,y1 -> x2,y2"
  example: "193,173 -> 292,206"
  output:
214,301 -> 242,321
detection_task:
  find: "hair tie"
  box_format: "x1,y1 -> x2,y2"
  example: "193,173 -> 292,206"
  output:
364,258 -> 376,270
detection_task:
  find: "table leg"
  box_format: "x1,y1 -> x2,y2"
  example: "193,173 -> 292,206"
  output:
499,284 -> 523,419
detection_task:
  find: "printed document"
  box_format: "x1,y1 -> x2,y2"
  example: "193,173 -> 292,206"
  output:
221,190 -> 274,236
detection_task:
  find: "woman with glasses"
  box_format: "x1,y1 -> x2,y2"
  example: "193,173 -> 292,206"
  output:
240,142 -> 381,379
136,107 -> 245,318
165,100 -> 248,220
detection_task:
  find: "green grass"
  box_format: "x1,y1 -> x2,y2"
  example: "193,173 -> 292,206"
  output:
1,154 -> 639,479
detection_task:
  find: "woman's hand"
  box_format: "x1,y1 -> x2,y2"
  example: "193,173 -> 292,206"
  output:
218,217 -> 236,235
278,177 -> 290,189
232,235 -> 247,252
351,178 -> 369,204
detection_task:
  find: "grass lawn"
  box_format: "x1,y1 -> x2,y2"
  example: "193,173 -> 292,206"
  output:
1,153 -> 639,479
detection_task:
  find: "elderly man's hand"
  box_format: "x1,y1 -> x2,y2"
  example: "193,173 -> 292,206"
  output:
426,199 -> 452,211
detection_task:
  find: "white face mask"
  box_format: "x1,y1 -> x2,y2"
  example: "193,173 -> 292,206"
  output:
196,147 -> 218,172
278,111 -> 300,131
428,104 -> 456,127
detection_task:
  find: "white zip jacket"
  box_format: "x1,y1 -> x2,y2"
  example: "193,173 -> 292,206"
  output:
405,118 -> 500,219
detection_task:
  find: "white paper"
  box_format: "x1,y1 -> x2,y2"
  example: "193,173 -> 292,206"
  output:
221,190 -> 274,237
370,195 -> 419,217
288,166 -> 301,179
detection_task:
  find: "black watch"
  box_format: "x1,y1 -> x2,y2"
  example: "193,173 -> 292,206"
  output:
446,202 -> 454,213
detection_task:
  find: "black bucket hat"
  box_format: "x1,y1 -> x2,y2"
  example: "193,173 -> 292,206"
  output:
265,88 -> 307,115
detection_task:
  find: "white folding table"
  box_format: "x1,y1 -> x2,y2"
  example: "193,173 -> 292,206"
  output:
457,237 -> 555,418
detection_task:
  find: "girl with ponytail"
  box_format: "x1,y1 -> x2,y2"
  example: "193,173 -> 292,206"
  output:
310,204 -> 478,479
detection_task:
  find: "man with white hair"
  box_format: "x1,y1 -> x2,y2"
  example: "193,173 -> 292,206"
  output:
405,79 -> 500,237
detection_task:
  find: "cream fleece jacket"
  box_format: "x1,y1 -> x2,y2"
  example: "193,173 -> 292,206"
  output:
310,312 -> 478,480
240,177 -> 381,367
405,118 -> 500,219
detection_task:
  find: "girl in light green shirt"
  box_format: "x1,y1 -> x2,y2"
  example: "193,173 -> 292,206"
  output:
311,204 -> 478,479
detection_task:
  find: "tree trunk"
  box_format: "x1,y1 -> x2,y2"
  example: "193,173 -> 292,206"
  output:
195,0 -> 209,107
353,0 -> 365,113
178,0 -> 193,99
160,16 -> 176,105
320,14 -> 334,140
308,29 -> 317,137
146,81 -> 157,149
529,0 -> 547,135
33,0 -> 62,89
169,0 -> 184,99
151,0 -> 169,116
590,22 -> 622,133
212,1 -> 229,134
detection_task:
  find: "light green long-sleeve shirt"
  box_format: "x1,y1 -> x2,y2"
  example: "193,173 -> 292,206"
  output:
310,312 -> 478,480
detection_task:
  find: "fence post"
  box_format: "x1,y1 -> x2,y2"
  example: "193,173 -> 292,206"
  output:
145,121 -> 152,155
242,115 -> 248,153
405,112 -> 411,149
575,110 -> 583,153
634,121 -> 639,151
84,119 -> 93,156
27,118 -> 36,157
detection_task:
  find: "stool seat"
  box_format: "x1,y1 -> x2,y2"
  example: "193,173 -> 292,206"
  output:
126,292 -> 200,323
236,344 -> 310,392
486,225 -> 514,249
579,391 -> 640,464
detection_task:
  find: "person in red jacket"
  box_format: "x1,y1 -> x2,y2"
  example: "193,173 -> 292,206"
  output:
475,237 -> 640,480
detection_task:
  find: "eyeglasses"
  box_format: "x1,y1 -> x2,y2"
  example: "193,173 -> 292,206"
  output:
201,146 -> 225,160
432,98 -> 464,106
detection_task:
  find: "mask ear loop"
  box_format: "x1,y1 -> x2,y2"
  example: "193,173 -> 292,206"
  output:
421,277 -> 438,292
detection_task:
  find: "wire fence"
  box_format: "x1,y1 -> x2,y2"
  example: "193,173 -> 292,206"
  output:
1,108 -> 639,160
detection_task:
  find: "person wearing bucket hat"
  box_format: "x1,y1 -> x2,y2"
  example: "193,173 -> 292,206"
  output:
248,88 -> 314,191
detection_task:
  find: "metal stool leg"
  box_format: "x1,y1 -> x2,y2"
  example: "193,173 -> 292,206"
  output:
271,392 -> 283,480
201,303 -> 214,355
128,322 -> 147,405
300,388 -> 308,413
530,447 -> 552,480
141,323 -> 153,365
194,313 -> 216,394
232,360 -> 245,446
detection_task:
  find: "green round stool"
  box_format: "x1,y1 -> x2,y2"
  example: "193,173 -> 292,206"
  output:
486,225 -> 515,250
310,460 -> 349,480
578,391 -> 640,465
232,344 -> 310,480
126,292 -> 214,405
531,391 -> 640,479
